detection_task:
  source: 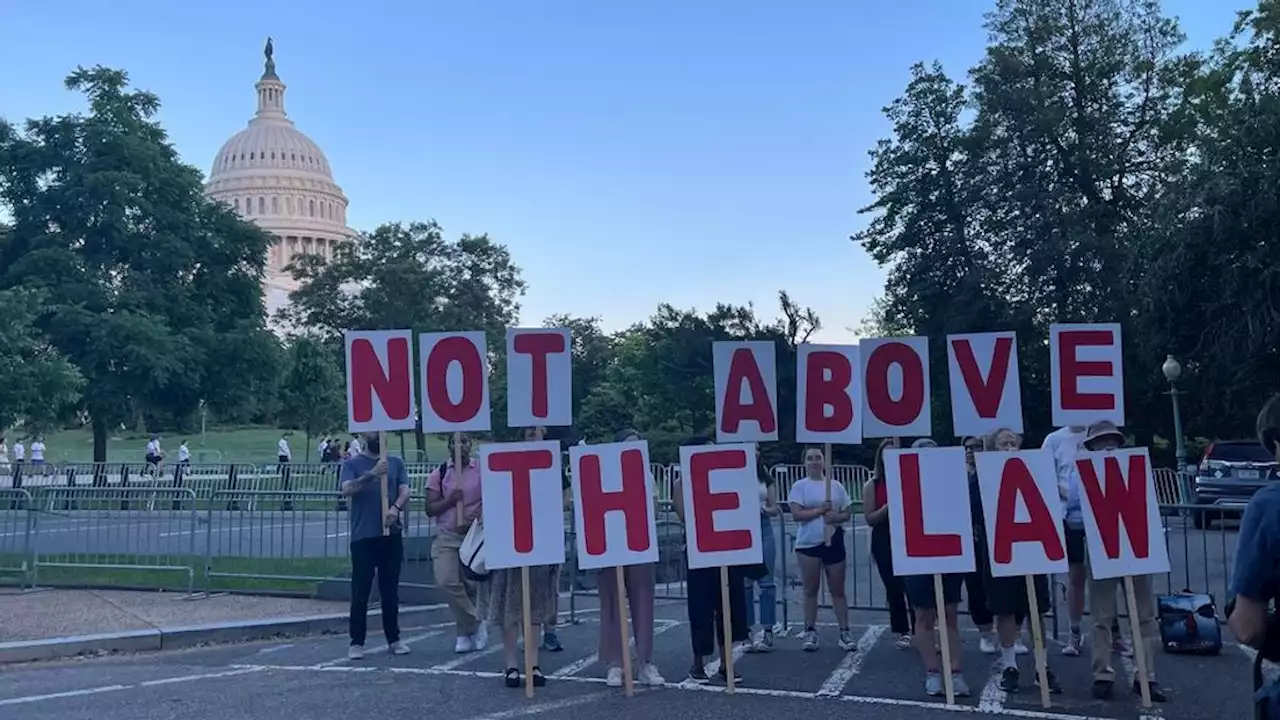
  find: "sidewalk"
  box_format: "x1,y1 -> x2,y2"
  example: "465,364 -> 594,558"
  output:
0,588 -> 430,664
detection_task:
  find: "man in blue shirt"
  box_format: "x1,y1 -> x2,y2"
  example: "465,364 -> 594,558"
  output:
1230,396 -> 1280,650
340,431 -> 412,660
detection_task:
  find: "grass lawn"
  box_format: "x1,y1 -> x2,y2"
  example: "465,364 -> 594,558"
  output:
0,554 -> 351,595
22,426 -> 448,466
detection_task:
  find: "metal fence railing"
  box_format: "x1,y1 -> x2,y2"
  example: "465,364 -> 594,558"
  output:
0,489 -> 33,588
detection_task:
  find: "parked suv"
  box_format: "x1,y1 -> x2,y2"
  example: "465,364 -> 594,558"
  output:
1191,440 -> 1280,528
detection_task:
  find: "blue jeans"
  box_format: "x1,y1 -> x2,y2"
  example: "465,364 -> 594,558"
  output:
744,513 -> 778,629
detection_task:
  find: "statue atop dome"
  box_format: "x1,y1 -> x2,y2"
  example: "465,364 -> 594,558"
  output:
262,37 -> 277,79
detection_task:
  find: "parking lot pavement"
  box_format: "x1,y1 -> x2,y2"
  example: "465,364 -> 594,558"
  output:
0,600 -> 1262,720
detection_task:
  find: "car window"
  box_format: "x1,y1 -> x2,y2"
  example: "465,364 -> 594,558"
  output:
1207,442 -> 1275,464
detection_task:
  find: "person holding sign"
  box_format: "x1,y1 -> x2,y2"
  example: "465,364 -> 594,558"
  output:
674,436 -> 749,685
1077,422 -> 1166,702
863,438 -> 915,650
982,429 -> 1063,695
594,429 -> 666,689
788,445 -> 856,652
339,431 -> 411,660
900,439 -> 972,698
745,448 -> 781,653
961,436 -> 997,654
425,433 -> 487,653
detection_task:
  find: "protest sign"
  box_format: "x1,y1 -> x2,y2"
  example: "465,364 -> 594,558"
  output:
1049,323 -> 1125,428
345,329 -> 416,537
795,343 -> 862,444
946,332 -> 1023,437
570,441 -> 659,570
1074,448 -> 1170,579
713,341 -> 778,443
883,447 -> 974,575
419,331 -> 492,434
974,450 -> 1068,577
506,328 -> 573,428
861,337 -> 931,438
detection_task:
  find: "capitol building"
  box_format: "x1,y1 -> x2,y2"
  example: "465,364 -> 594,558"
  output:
202,40 -> 356,323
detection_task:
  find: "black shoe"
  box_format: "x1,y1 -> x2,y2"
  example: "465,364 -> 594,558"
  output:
716,667 -> 744,685
1091,679 -> 1114,700
504,668 -> 520,688
1036,669 -> 1063,695
687,665 -> 710,684
1133,680 -> 1167,702
531,666 -> 546,687
999,666 -> 1019,692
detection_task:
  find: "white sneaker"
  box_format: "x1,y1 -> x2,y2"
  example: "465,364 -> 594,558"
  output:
606,666 -> 624,687
748,629 -> 774,653
347,644 -> 365,660
472,623 -> 489,651
390,640 -> 410,655
801,629 -> 819,652
1014,640 -> 1030,655
895,633 -> 914,651
979,632 -> 998,654
454,636 -> 474,654
637,663 -> 665,686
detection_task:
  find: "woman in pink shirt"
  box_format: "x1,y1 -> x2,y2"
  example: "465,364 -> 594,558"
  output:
425,433 -> 487,653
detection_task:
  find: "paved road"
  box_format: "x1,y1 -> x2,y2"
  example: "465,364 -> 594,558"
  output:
0,599 -> 1263,720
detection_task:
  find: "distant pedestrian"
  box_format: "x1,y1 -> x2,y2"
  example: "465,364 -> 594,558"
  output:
339,430 -> 411,660
347,435 -> 362,458
145,435 -> 163,474
0,438 -> 9,474
11,439 -> 25,490
30,436 -> 45,468
318,437 -> 329,462
278,432 -> 293,509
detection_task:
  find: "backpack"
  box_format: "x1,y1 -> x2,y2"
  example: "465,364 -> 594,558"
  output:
1157,590 -> 1222,655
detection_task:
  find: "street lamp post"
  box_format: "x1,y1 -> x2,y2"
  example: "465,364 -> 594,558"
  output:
1161,355 -> 1188,496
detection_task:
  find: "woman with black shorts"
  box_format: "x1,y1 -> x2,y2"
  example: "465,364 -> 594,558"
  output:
788,446 -> 855,652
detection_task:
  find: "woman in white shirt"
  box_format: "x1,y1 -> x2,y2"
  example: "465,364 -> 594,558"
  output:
787,446 -> 855,652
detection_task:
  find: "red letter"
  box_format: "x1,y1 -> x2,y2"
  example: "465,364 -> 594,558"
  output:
689,449 -> 752,553
351,337 -> 411,423
426,336 -> 485,423
804,351 -> 854,432
953,336 -> 1013,419
992,458 -> 1065,564
720,349 -> 777,435
578,449 -> 652,556
865,343 -> 925,427
513,332 -> 566,420
899,453 -> 961,557
1059,330 -> 1116,411
488,449 -> 555,554
1076,454 -> 1151,560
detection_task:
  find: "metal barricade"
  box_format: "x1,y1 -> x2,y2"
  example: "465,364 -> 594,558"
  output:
31,487 -> 199,593
0,489 -> 33,588
201,489 -> 433,593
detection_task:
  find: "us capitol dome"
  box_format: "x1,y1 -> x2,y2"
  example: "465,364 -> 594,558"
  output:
203,38 -> 357,325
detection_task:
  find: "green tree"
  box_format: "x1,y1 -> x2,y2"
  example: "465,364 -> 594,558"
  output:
0,286 -> 84,433
282,220 -> 525,450
0,67 -> 278,460
278,336 -> 345,457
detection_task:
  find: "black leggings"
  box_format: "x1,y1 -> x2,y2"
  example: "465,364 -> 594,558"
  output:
965,536 -> 994,627
687,566 -> 749,658
871,530 -> 914,635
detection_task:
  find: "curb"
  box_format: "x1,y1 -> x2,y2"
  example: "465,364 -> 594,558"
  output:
0,603 -> 447,665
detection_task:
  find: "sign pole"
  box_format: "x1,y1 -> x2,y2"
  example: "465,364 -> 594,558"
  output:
933,574 -> 955,705
1025,576 -> 1050,708
616,568 -> 634,696
378,431 -> 389,537
719,565 -> 735,694
1124,576 -> 1153,708
522,426 -> 547,698
453,431 -> 464,531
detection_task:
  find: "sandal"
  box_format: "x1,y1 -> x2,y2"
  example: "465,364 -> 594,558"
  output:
532,666 -> 547,687
504,668 -> 520,688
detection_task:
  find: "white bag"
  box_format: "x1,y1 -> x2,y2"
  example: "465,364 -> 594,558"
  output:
459,519 -> 488,581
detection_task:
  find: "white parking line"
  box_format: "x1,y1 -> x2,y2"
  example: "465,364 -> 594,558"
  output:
0,685 -> 130,707
238,662 -> 1121,719
459,691 -> 609,720
977,658 -> 1007,713
550,618 -> 681,678
0,667 -> 271,707
816,625 -> 884,696
139,667 -> 265,686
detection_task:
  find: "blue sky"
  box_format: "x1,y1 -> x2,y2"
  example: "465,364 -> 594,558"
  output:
0,1 -> 1251,341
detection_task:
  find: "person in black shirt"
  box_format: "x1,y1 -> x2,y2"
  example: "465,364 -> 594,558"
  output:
963,436 -> 997,654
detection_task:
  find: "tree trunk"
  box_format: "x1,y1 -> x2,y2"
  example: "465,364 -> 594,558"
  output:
92,415 -> 108,463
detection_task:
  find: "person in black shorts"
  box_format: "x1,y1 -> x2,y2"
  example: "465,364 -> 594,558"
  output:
864,438 -> 915,650
983,428 -> 1063,694
902,438 -> 972,698
789,445 -> 855,652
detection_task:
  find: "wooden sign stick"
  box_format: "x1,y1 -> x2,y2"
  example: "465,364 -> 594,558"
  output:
453,431 -> 464,531
616,568 -> 634,696
1124,576 -> 1153,708
1025,576 -> 1051,708
524,425 -> 546,699
933,574 -> 955,705
720,565 -> 735,694
378,431 -> 389,537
